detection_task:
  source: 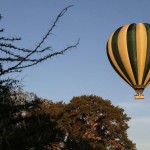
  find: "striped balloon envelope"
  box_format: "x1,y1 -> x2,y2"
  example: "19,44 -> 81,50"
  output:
107,23 -> 150,99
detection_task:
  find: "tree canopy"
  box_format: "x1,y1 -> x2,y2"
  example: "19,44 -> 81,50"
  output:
0,91 -> 136,150
57,95 -> 136,150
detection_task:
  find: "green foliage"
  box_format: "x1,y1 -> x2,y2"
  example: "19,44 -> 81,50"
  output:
0,86 -> 136,150
0,87 -> 64,150
57,95 -> 136,150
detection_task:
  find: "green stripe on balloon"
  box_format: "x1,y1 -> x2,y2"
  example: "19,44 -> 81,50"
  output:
127,24 -> 138,84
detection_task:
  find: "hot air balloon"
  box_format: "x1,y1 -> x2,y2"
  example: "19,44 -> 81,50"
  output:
107,23 -> 150,99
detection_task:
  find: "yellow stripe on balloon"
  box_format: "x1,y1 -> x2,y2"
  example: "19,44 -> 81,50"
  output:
118,24 -> 136,85
136,23 -> 147,85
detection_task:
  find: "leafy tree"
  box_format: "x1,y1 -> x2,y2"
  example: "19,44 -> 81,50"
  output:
57,95 -> 136,150
0,90 -> 137,150
0,84 -> 37,149
0,87 -> 62,150
9,99 -> 63,150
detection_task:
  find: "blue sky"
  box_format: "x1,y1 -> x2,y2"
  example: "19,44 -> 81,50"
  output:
1,0 -> 150,149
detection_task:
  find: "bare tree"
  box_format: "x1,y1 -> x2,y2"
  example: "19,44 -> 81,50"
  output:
0,5 -> 79,78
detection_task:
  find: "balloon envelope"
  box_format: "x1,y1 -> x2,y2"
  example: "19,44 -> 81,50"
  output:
107,23 -> 150,99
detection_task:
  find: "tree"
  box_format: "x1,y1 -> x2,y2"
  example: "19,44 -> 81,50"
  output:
0,90 -> 137,149
8,99 -> 64,150
0,87 -> 63,150
0,5 -> 79,150
0,6 -> 79,79
57,95 -> 136,150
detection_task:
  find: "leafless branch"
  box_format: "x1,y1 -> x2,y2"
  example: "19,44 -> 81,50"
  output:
0,5 -> 79,77
0,37 -> 21,41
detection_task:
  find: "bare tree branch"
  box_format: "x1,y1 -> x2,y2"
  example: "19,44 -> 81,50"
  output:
13,40 -> 79,70
0,5 -> 79,77
0,37 -> 21,41
0,29 -> 4,32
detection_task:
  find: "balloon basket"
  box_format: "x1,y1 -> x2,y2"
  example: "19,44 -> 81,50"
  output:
134,94 -> 144,99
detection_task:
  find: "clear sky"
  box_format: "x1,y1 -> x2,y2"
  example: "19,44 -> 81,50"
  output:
1,0 -> 150,149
